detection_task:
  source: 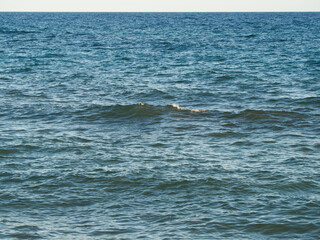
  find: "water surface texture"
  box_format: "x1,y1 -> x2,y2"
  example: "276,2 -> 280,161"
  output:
0,12 -> 320,239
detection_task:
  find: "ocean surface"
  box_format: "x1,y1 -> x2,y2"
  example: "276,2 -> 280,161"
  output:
0,12 -> 319,239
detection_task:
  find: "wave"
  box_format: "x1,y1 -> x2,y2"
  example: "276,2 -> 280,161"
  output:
73,103 -> 314,128
75,102 -> 205,122
6,101 -> 312,126
223,109 -> 308,121
0,28 -> 38,35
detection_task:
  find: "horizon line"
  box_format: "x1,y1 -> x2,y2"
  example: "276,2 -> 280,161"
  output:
1,11 -> 320,13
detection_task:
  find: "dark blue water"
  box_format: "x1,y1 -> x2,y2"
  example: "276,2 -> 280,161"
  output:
0,12 -> 319,239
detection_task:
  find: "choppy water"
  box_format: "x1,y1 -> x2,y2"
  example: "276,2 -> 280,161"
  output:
0,12 -> 319,239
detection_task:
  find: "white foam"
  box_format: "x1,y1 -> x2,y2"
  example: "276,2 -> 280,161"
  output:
170,104 -> 204,113
137,102 -> 204,112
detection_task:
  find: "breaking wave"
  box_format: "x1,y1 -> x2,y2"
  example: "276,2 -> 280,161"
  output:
74,102 -> 205,121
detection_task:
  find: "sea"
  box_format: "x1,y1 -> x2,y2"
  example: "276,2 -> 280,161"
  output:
0,12 -> 319,239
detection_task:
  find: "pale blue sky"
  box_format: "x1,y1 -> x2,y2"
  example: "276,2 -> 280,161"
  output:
1,0 -> 320,12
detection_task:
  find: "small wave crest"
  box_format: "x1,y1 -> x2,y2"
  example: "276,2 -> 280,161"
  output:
75,102 -> 205,122
169,104 -> 205,113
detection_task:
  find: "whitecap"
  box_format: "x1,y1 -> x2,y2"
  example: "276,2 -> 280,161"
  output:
170,104 -> 204,113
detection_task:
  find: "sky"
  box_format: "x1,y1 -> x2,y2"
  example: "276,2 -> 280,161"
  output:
1,0 -> 320,12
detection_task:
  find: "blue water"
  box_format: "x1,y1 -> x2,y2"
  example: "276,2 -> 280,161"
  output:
0,12 -> 319,239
